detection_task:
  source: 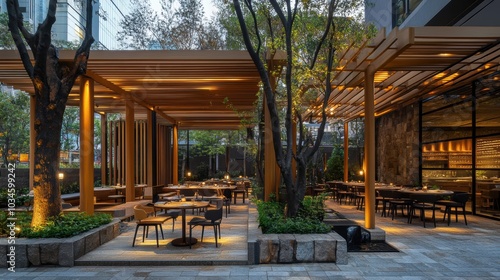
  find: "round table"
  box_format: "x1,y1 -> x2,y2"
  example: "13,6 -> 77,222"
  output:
398,189 -> 453,196
153,201 -> 209,247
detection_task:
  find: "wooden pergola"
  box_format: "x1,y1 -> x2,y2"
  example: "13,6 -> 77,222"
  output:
0,26 -> 499,227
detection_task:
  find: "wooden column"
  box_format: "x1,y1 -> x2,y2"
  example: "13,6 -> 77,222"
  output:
343,121 -> 349,182
364,66 -> 376,229
125,99 -> 135,202
79,77 -> 94,214
146,110 -> 156,199
100,113 -> 107,185
172,124 -> 179,184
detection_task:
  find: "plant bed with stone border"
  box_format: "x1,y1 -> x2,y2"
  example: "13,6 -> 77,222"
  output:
247,204 -> 347,264
0,218 -> 120,268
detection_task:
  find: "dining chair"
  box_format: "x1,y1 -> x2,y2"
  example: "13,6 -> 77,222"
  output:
436,192 -> 468,226
188,206 -> 223,248
408,194 -> 441,228
132,205 -> 170,247
232,182 -> 246,204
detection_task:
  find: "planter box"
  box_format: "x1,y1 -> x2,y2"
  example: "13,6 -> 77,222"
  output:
0,219 -> 120,268
247,205 -> 347,264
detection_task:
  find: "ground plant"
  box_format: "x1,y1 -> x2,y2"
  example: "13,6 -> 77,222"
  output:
255,195 -> 331,234
0,211 -> 112,238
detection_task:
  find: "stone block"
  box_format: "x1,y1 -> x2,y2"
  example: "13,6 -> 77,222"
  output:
278,234 -> 295,263
113,222 -> 121,238
330,232 -> 347,264
295,234 -> 314,262
99,225 -> 114,244
73,237 -> 86,259
365,227 -> 385,241
84,231 -> 100,254
0,245 -> 7,268
40,243 -> 59,265
59,242 -> 74,267
314,238 -> 336,262
15,244 -> 29,268
257,234 -> 279,264
27,244 -> 40,266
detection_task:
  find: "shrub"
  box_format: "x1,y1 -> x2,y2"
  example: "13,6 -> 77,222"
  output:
255,195 -> 331,234
0,211 -> 112,238
0,187 -> 31,208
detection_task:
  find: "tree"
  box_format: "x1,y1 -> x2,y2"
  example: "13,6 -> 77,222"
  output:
118,0 -> 224,50
0,88 -> 30,166
6,0 -> 94,226
232,0 -> 373,217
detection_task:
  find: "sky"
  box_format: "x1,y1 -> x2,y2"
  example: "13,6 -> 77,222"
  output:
151,0 -> 219,18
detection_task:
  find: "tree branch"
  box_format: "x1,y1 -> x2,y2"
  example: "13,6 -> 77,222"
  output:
6,0 -> 34,78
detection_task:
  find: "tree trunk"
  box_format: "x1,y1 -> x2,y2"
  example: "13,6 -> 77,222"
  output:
31,86 -> 65,226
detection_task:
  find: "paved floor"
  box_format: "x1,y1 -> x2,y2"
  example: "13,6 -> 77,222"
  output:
2,198 -> 500,279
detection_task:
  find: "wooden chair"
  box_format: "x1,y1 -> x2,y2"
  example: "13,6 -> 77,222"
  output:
132,205 -> 170,247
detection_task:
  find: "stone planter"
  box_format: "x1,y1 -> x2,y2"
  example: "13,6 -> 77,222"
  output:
247,205 -> 347,264
0,218 -> 120,268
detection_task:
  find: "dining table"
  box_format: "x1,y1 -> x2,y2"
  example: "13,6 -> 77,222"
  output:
153,200 -> 209,247
398,188 -> 454,196
164,184 -> 236,197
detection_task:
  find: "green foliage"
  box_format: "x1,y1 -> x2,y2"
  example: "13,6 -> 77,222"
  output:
61,182 -> 80,195
255,196 -> 331,234
0,187 -> 30,208
0,89 -> 30,165
325,145 -> 344,181
0,212 -> 112,238
0,12 -> 32,49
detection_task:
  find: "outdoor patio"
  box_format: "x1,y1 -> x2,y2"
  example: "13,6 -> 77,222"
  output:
70,197 -> 500,274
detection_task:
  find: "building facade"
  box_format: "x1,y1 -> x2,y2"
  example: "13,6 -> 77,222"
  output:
366,0 -> 500,219
1,0 -> 131,50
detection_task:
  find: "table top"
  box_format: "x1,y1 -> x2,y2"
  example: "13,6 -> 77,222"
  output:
165,185 -> 236,190
154,201 -> 209,209
398,189 -> 453,195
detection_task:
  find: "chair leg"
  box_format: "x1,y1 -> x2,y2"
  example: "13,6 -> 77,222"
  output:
189,225 -> 193,249
142,226 -> 146,242
155,225 -> 159,247
132,224 -> 140,247
462,206 -> 468,225
159,224 -> 164,239
201,226 -> 205,242
213,225 -> 218,247
172,218 -> 176,232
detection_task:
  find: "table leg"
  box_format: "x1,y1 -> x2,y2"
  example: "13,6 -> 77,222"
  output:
171,208 -> 197,247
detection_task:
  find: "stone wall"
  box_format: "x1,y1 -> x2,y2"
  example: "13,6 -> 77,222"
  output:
0,219 -> 120,268
247,205 -> 347,264
376,103 -> 420,185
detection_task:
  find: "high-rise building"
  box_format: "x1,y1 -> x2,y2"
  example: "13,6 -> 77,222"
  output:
1,0 -> 131,50
365,0 -> 500,34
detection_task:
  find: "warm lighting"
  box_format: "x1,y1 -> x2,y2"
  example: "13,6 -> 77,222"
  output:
186,171 -> 191,177
359,170 -> 364,176
224,173 -> 230,180
58,173 -> 64,180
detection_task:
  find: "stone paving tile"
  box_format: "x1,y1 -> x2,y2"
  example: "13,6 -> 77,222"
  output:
2,199 -> 500,279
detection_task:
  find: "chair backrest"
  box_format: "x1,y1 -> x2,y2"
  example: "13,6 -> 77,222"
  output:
209,198 -> 223,208
135,204 -> 154,215
204,207 -> 223,222
410,194 -> 439,204
202,188 -> 217,197
378,189 -> 391,198
180,189 -> 196,196
133,205 -> 148,221
452,192 -> 469,204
